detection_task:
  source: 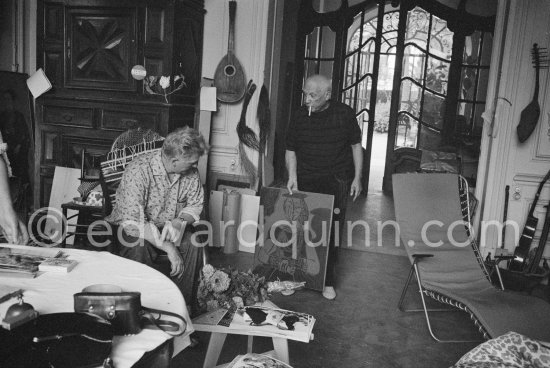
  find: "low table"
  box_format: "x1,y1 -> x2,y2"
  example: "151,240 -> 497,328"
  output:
193,301 -> 314,368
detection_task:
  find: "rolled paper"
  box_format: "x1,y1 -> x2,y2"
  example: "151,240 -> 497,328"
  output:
209,191 -> 224,247
223,191 -> 241,254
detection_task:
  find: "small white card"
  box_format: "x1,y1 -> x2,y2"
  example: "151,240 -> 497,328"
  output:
26,68 -> 52,98
200,86 -> 217,111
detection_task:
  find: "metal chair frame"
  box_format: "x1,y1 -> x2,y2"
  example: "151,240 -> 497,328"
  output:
397,175 -> 491,343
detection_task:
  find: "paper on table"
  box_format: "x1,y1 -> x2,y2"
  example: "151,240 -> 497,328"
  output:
26,68 -> 52,98
229,304 -> 315,343
200,86 -> 217,111
38,258 -> 78,273
0,245 -> 61,258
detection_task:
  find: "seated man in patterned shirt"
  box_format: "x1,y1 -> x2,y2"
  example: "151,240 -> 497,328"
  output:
106,127 -> 207,304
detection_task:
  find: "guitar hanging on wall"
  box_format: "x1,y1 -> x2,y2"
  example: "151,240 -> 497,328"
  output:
516,43 -> 548,143
509,169 -> 550,271
214,1 -> 246,103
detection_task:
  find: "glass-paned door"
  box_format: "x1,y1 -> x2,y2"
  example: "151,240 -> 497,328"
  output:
303,25 -> 336,83
456,31 -> 493,181
382,5 -> 494,191
291,0 -> 383,195
394,7 -> 453,150
343,5 -> 398,192
289,1 -> 494,193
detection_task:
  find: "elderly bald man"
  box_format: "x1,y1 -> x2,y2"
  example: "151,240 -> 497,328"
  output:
285,74 -> 363,300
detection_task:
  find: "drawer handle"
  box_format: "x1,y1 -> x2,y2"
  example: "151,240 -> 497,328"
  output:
121,119 -> 138,129
62,113 -> 73,122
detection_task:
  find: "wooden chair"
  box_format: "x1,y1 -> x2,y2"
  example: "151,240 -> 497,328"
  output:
60,128 -> 164,248
99,128 -> 165,218
60,148 -> 108,248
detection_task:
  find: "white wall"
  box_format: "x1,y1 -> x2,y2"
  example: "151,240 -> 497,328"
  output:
478,0 -> 550,257
202,0 -> 270,185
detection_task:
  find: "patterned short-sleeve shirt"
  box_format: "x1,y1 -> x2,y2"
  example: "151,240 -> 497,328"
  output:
105,150 -> 204,237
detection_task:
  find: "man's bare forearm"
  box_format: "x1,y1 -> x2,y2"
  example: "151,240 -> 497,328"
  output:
285,150 -> 297,180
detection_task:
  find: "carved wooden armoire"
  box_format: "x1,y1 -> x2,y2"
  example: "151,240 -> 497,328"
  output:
35,0 -> 204,207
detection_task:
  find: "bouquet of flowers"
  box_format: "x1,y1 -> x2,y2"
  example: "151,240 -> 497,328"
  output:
143,74 -> 186,103
197,264 -> 269,312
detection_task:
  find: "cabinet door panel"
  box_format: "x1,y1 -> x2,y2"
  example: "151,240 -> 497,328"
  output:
44,3 -> 64,41
66,7 -> 137,91
102,109 -> 160,132
35,0 -> 204,209
174,15 -> 203,97
145,8 -> 166,45
144,58 -> 164,78
44,106 -> 94,128
45,52 -> 63,87
41,131 -> 61,165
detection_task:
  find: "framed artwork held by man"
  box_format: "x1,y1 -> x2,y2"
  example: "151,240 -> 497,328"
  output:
254,187 -> 334,291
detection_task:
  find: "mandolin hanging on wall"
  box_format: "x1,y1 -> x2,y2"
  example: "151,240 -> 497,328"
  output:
214,0 -> 246,103
516,43 -> 548,143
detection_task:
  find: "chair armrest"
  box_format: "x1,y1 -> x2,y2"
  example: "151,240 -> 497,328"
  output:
412,254 -> 434,264
487,249 -> 514,266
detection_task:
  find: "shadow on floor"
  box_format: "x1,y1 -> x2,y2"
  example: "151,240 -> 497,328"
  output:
340,190 -> 406,257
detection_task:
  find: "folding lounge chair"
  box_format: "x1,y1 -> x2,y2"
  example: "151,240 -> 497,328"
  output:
393,173 -> 550,343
